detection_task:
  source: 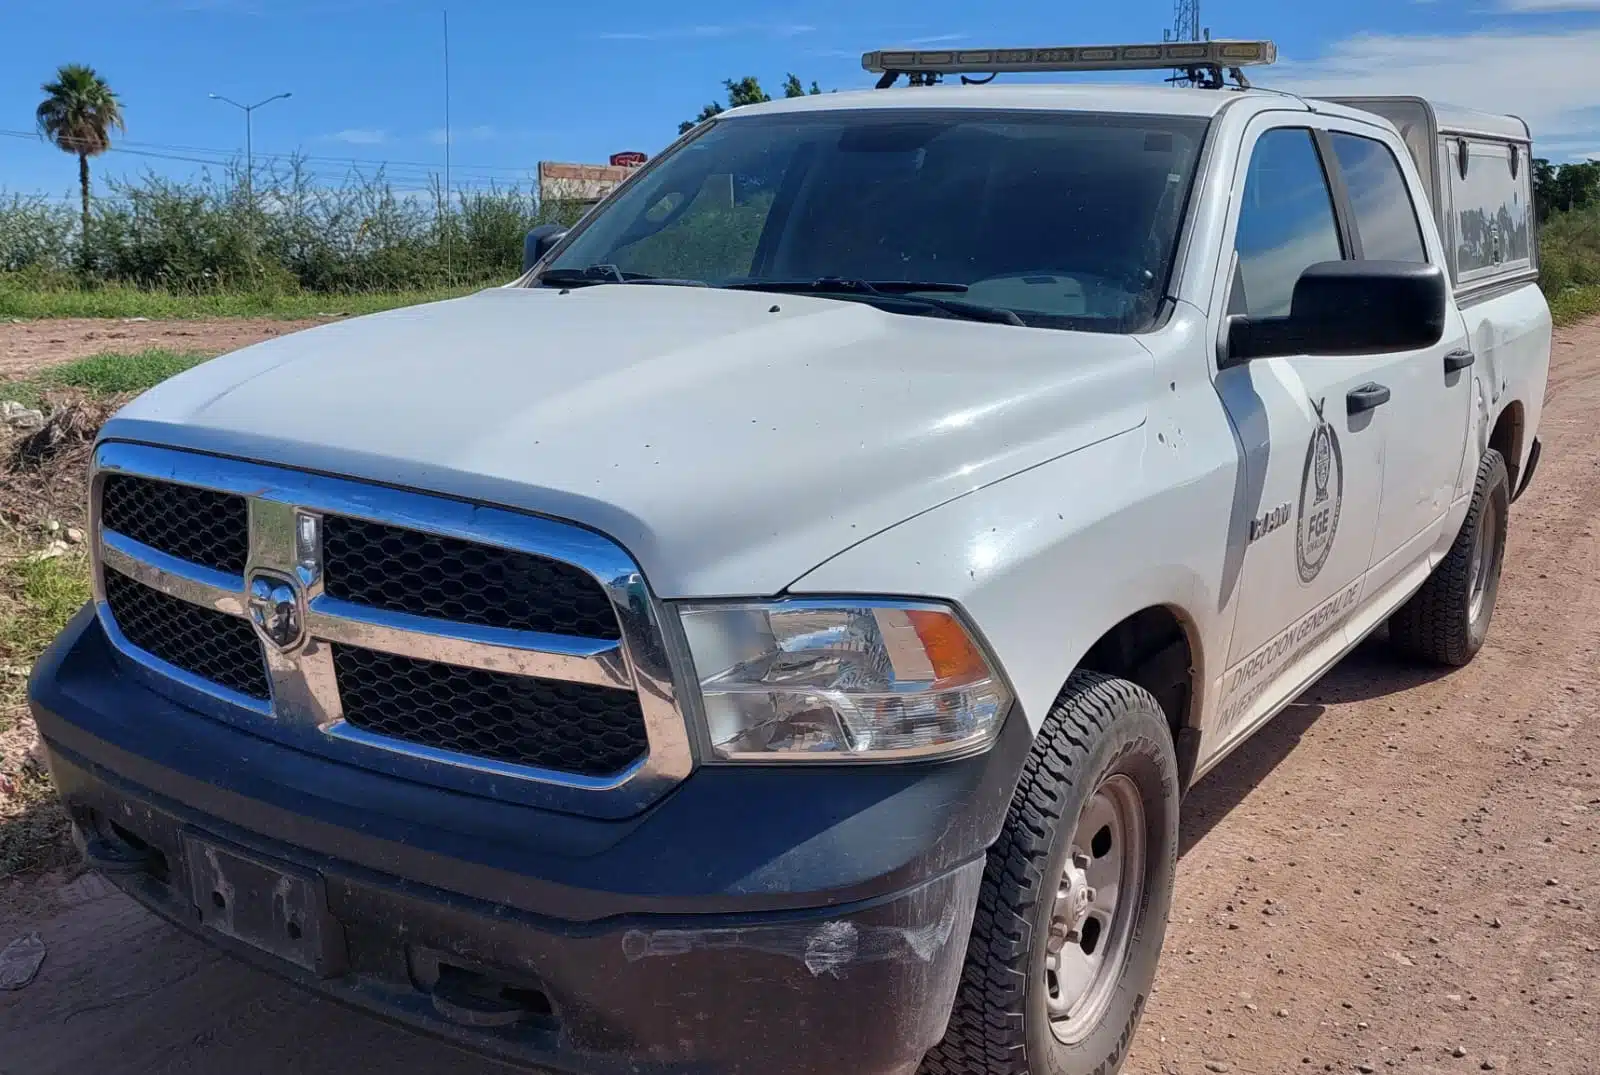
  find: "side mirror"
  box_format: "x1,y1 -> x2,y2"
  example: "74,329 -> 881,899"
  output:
1226,260 -> 1447,363
522,224 -> 568,273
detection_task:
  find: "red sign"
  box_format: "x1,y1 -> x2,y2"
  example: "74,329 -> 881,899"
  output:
610,151 -> 648,168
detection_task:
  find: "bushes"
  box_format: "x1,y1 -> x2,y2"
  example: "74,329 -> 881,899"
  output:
0,161 -> 586,294
1539,205 -> 1600,297
5,157 -> 1600,315
0,194 -> 78,275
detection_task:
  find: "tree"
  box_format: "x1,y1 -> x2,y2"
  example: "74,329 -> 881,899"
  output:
1533,157 -> 1558,223
36,64 -> 125,274
1534,157 -> 1600,222
1554,161 -> 1600,216
782,74 -> 822,98
679,74 -> 822,134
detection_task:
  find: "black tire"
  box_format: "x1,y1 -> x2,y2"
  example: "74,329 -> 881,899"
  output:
1388,448 -> 1510,667
920,672 -> 1179,1075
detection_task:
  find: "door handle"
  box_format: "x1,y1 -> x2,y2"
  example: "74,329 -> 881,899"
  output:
1444,348 -> 1476,373
1346,382 -> 1392,415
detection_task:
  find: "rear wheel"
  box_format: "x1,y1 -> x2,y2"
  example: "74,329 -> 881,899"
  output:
1388,448 -> 1510,666
920,672 -> 1179,1075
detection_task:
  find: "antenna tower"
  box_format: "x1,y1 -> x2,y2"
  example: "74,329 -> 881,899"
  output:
1165,0 -> 1210,86
1171,0 -> 1201,44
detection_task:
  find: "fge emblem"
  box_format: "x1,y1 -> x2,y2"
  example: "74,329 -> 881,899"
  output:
1296,399 -> 1343,584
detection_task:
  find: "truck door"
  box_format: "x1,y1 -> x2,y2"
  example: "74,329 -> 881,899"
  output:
1318,124 -> 1474,595
1207,123 -> 1391,748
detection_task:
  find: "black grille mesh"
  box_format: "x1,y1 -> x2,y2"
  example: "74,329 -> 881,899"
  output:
332,645 -> 647,776
104,569 -> 270,699
101,475 -> 249,575
322,516 -> 620,640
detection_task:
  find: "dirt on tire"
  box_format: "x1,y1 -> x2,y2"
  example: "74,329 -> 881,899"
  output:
2,319 -> 1598,1075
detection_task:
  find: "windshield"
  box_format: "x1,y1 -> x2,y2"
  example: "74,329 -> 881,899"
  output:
537,108 -> 1209,333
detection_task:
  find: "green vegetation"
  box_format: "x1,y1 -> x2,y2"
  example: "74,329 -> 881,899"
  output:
1549,285 -> 1600,326
1523,159 -> 1600,324
0,552 -> 90,878
1,555 -> 90,664
3,348 -> 216,408
0,345 -> 245,876
44,348 -> 211,395
1,167 -> 583,296
0,276 -> 471,320
1533,159 -> 1599,223
1540,202 -> 1600,326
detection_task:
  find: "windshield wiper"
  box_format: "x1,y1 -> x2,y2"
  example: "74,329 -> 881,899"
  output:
537,264 -> 707,288
726,278 -> 1024,327
726,277 -> 970,295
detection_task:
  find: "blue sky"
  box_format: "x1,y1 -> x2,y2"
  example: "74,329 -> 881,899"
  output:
5,0 -> 1600,202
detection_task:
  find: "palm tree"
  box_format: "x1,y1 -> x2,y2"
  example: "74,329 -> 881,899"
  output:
35,64 -> 125,273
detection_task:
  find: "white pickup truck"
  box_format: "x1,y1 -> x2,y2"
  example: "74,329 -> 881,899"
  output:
33,40 -> 1549,1075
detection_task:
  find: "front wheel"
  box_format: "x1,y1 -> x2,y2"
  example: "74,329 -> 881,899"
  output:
920,672 -> 1179,1075
1388,448 -> 1510,666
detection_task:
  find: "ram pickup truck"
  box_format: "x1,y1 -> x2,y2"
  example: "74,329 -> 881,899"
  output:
31,40 -> 1551,1075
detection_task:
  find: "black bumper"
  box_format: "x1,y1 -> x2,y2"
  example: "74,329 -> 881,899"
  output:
31,606 -> 1026,1075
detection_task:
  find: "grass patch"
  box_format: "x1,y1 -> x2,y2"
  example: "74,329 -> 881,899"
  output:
46,349 -> 212,396
1549,285 -> 1600,327
3,348 -> 214,408
0,281 -> 478,321
0,550 -> 90,878
0,554 -> 93,658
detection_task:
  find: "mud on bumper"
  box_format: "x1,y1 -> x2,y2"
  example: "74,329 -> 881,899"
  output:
32,608 -> 1025,1075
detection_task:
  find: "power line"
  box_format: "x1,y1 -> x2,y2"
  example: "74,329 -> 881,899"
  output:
0,128 -> 540,178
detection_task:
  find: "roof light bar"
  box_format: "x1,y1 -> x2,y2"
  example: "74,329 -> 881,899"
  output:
861,39 -> 1277,76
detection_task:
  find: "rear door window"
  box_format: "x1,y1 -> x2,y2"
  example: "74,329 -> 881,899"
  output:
1327,133 -> 1428,263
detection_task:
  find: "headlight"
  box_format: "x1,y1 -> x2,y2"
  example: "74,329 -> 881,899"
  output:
677,600 -> 1011,761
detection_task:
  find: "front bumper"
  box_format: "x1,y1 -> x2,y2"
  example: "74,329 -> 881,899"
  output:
31,606 -> 1026,1075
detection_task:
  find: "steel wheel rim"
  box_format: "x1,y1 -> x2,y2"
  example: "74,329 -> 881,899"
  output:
1468,495 -> 1500,625
1044,773 -> 1147,1045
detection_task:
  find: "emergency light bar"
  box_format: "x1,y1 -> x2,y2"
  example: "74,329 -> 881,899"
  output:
862,39 -> 1277,77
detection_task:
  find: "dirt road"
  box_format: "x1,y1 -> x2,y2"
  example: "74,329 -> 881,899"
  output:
0,318 -> 328,380
1,320 -> 1596,1075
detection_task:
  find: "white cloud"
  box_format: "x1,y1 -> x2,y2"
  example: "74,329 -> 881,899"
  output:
1274,29 -> 1600,160
1499,0 -> 1600,10
907,33 -> 967,44
326,128 -> 387,145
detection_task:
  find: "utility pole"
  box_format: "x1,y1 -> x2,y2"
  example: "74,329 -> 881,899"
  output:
209,91 -> 292,210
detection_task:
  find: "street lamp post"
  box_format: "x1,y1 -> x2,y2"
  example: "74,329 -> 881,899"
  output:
208,92 -> 292,208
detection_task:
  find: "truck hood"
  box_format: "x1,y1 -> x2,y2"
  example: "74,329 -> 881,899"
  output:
103,286 -> 1151,597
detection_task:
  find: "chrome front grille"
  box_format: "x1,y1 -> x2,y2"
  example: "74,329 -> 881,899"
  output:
104,569 -> 271,699
89,442 -> 692,813
101,473 -> 249,574
321,515 -> 623,639
331,645 -> 649,777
